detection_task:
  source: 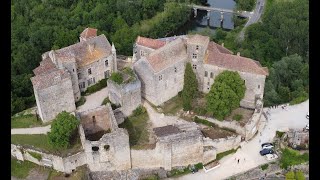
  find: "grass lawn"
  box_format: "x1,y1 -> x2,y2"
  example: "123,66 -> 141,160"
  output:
280,148 -> 309,169
11,157 -> 37,178
11,114 -> 44,128
11,134 -> 82,157
119,108 -> 151,149
216,148 -> 238,160
47,165 -> 87,180
160,95 -> 183,115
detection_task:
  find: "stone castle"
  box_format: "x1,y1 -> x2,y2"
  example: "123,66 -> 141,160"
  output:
31,28 -> 117,122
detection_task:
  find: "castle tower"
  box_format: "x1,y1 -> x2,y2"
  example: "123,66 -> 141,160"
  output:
112,43 -> 117,72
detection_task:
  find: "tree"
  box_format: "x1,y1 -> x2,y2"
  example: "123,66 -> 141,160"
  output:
206,71 -> 245,120
182,62 -> 198,110
48,111 -> 79,149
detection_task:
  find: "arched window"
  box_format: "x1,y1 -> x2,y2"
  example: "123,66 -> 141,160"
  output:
205,71 -> 208,77
210,72 -> 213,78
105,60 -> 108,67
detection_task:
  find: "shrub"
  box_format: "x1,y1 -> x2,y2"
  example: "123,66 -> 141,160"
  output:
194,163 -> 203,170
194,116 -> 216,127
232,114 -> 243,121
276,131 -> 285,138
48,111 -> 80,149
285,171 -> 305,180
280,148 -> 309,169
194,107 -> 207,116
83,79 -> 108,95
101,97 -> 111,106
132,106 -> 146,116
286,171 -> 295,179
110,72 -> 123,84
28,151 -> 42,161
260,164 -> 269,170
295,171 -> 305,180
75,96 -> 86,107
216,148 -> 237,160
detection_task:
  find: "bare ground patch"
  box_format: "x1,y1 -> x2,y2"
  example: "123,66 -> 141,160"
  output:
201,127 -> 236,139
225,108 -> 254,127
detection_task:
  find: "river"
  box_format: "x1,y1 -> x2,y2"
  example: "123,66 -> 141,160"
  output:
173,0 -> 237,35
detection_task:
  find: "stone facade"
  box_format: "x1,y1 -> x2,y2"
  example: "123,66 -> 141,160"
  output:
133,34 -> 268,108
107,70 -> 141,117
31,28 -> 117,122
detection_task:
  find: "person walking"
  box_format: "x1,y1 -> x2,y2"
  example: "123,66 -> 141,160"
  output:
237,159 -> 240,164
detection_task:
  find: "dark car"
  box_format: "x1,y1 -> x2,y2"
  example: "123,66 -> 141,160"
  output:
260,148 -> 274,156
261,143 -> 273,148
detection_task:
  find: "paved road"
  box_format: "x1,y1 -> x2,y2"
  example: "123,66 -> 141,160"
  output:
239,0 -> 266,40
11,125 -> 51,135
168,100 -> 309,180
76,86 -> 108,112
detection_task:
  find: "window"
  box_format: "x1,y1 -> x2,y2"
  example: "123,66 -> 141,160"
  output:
88,78 -> 94,86
88,68 -> 92,75
104,70 -> 110,78
207,82 -> 210,85
258,85 -> 260,89
92,116 -> 96,124
205,71 -> 208,77
196,45 -> 199,50
174,67 -> 177,73
78,73 -> 81,79
73,69 -> 74,72
159,75 -> 163,81
192,64 -> 197,69
93,77 -> 95,84
210,72 -> 214,78
140,50 -> 145,56
79,82 -> 85,89
192,53 -> 197,59
105,60 -> 108,67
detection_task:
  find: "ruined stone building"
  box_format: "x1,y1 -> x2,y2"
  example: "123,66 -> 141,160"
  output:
31,28 -> 117,122
133,34 -> 269,108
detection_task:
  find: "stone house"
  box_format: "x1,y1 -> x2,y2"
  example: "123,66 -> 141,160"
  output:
133,34 -> 269,108
31,28 -> 117,122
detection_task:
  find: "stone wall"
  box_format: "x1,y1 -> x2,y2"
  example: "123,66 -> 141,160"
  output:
107,73 -> 141,117
61,60 -> 81,102
34,74 -> 76,122
202,64 -> 266,109
11,144 -> 86,173
133,44 -> 155,61
203,135 -> 241,153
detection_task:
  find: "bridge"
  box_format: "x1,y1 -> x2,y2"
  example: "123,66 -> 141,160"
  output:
190,4 -> 252,19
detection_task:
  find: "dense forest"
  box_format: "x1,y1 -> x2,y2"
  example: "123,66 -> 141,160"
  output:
11,0 -> 200,115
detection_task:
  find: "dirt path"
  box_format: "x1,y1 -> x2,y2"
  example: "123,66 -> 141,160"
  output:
11,125 -> 51,135
76,87 -> 108,112
168,100 -> 309,180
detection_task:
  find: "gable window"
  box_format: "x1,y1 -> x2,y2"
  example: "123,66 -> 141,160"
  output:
105,60 -> 108,67
159,75 -> 163,81
174,67 -> 177,73
196,45 -> 199,50
192,53 -> 197,59
210,72 -> 214,78
205,71 -> 208,77
192,64 -> 197,70
88,68 -> 92,75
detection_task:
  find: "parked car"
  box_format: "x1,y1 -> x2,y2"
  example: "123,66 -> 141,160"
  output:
262,144 -> 274,149
260,148 -> 274,156
261,143 -> 274,149
265,153 -> 278,160
305,124 -> 309,131
306,112 -> 309,119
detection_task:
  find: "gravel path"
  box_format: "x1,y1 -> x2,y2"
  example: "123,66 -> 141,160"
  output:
76,87 -> 108,112
11,125 -> 51,135
169,100 -> 309,180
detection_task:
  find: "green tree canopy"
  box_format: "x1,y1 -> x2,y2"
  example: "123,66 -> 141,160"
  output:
48,111 -> 79,149
206,71 -> 245,120
182,62 -> 198,110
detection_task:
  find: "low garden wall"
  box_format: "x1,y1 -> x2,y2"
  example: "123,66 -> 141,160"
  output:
11,144 -> 86,173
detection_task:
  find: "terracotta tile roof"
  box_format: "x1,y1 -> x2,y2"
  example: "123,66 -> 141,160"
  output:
215,43 -> 233,54
46,34 -> 112,68
31,67 -> 70,90
205,42 -> 269,76
136,36 -> 166,50
145,38 -> 187,73
80,27 -> 97,39
33,58 -> 57,75
187,34 -> 210,47
153,125 -> 181,137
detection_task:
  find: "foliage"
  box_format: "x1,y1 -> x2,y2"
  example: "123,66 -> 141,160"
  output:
235,0 -> 256,11
280,148 -> 309,169
232,114 -> 243,121
28,151 -> 42,161
11,158 -> 37,178
110,72 -> 124,85
168,166 -> 192,177
221,127 -> 236,133
264,55 -> 309,106
118,108 -> 149,148
132,106 -> 146,116
182,62 -> 198,110
48,111 -> 79,149
216,148 -> 237,160
260,164 -> 269,170
194,116 -> 216,127
75,96 -> 86,107
11,114 -> 42,128
206,71 -> 245,120
194,107 -> 208,116
276,131 -> 285,138
101,97 -> 111,106
285,171 -> 305,180
83,79 -> 108,96
194,163 -> 203,170
142,174 -> 160,180
11,134 -> 82,157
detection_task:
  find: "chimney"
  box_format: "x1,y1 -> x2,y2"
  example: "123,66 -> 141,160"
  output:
221,43 -> 224,47
237,52 -> 240,56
